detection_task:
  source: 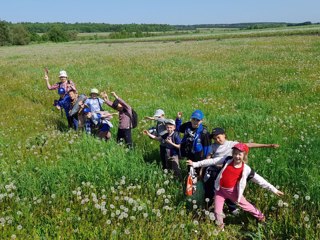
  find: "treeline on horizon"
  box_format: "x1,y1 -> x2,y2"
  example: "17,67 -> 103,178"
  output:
0,20 -> 318,46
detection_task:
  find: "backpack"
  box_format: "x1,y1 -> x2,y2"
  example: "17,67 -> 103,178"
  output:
124,109 -> 138,129
131,109 -> 138,128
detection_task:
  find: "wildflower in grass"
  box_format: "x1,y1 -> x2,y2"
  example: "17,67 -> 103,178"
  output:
193,204 -> 198,210
11,234 -> 16,239
305,196 -> 311,201
278,200 -> 284,207
209,212 -> 215,221
205,198 -> 210,203
304,216 -> 309,222
125,229 -> 130,235
156,188 -> 165,195
17,225 -> 23,230
205,210 -> 210,216
266,158 -> 272,163
193,220 -> 199,225
294,194 -> 299,199
51,194 -> 56,199
16,211 -> 22,216
66,208 -> 71,213
130,216 -> 136,221
164,180 -> 169,185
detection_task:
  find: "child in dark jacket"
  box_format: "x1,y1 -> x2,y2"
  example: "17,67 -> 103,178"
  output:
144,119 -> 182,180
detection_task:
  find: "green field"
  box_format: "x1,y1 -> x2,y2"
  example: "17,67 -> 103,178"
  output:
0,31 -> 319,239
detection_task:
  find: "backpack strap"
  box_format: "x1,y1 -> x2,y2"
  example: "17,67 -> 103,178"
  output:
97,98 -> 104,111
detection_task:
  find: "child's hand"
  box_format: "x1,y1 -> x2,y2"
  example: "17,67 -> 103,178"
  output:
275,190 -> 284,196
144,116 -> 154,120
56,105 -> 61,110
143,130 -> 149,135
165,137 -> 173,144
111,92 -> 118,98
186,160 -> 194,166
101,91 -> 108,99
271,144 -> 280,148
177,112 -> 183,118
44,75 -> 49,81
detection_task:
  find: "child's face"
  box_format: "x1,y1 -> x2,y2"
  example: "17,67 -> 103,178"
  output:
85,112 -> 92,118
166,124 -> 175,134
232,149 -> 245,163
213,134 -> 226,145
69,91 -> 77,100
90,93 -> 98,99
191,118 -> 202,128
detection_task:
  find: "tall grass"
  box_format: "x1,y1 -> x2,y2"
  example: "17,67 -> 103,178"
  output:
0,34 -> 319,238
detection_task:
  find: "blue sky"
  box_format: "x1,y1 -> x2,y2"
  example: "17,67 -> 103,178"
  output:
1,0 -> 319,25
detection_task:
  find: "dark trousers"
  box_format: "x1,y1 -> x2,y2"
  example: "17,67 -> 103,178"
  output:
117,128 -> 132,148
160,145 -> 167,169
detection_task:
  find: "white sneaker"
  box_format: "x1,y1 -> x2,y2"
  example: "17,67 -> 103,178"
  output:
231,209 -> 240,216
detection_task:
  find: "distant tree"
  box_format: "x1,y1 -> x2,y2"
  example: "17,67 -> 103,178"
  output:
0,20 -> 10,46
66,30 -> 78,41
47,26 -> 68,42
10,24 -> 30,45
30,32 -> 41,42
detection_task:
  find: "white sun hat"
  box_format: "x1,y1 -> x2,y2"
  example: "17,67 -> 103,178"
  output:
59,70 -> 68,78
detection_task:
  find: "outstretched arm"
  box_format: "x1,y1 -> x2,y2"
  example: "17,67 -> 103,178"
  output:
246,143 -> 280,148
251,172 -> 284,196
143,130 -> 162,141
187,156 -> 225,168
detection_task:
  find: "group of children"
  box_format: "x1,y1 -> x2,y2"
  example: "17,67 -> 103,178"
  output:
45,70 -> 285,230
143,109 -> 284,230
45,70 -> 134,147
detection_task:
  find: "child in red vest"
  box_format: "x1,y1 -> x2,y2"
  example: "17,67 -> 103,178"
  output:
187,143 -> 284,230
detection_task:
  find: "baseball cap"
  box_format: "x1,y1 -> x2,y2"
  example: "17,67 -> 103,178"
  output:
59,70 -> 68,78
165,119 -> 175,126
190,110 -> 204,121
232,143 -> 249,154
83,108 -> 91,114
153,109 -> 165,117
211,128 -> 225,136
58,88 -> 66,95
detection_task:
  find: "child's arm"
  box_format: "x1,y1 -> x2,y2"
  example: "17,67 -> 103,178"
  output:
251,172 -> 284,196
245,143 -> 280,148
165,138 -> 180,149
187,156 -> 225,168
143,130 -> 162,141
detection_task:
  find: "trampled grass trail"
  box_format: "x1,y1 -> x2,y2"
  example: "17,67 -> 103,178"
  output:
0,34 -> 319,239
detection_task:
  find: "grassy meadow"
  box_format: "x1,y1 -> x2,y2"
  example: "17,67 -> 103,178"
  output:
0,31 -> 320,239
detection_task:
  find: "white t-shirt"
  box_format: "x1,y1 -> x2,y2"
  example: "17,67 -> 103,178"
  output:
212,140 -> 239,158
85,98 -> 105,113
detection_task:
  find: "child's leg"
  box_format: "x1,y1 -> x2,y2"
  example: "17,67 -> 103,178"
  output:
224,187 -> 264,220
168,155 -> 182,181
237,196 -> 264,220
214,189 -> 227,227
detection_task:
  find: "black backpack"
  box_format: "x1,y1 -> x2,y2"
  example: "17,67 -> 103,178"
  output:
131,109 -> 138,128
124,109 -> 138,129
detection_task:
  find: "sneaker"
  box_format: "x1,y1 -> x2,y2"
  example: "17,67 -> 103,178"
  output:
231,208 -> 241,216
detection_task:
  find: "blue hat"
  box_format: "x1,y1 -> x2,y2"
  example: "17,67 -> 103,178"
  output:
191,110 -> 204,120
83,108 -> 91,114
58,88 -> 66,95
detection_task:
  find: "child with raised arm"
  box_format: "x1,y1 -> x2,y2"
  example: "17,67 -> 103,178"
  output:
101,91 -> 134,148
44,70 -> 76,93
204,127 -> 280,211
143,119 -> 182,180
187,143 -> 284,230
144,109 -> 168,169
